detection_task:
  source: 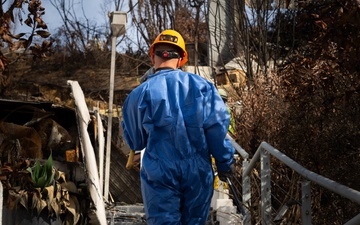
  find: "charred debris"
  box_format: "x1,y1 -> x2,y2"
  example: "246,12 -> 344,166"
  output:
0,95 -> 142,224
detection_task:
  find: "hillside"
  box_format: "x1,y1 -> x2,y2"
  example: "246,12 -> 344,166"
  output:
1,52 -> 143,109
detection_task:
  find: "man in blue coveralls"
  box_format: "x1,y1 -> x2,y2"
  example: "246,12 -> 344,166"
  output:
121,29 -> 235,225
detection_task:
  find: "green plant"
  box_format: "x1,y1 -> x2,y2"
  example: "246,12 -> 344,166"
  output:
1,156 -> 83,224
26,154 -> 54,190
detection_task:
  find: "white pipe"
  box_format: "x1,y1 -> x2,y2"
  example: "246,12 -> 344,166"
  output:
96,108 -> 105,195
104,35 -> 117,201
67,80 -> 107,225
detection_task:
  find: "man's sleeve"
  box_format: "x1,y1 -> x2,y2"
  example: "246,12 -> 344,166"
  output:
203,85 -> 235,172
121,89 -> 147,151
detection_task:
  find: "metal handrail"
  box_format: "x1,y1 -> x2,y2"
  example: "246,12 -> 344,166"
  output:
241,141 -> 360,224
226,134 -> 249,159
253,142 -> 360,204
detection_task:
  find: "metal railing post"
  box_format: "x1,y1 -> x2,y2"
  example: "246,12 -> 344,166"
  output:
301,180 -> 312,225
0,181 -> 2,224
261,148 -> 272,223
242,159 -> 251,225
233,141 -> 360,224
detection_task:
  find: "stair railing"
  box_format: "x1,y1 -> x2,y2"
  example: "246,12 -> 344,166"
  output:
226,137 -> 360,225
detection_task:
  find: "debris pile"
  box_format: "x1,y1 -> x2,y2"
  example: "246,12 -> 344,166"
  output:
0,99 -> 89,224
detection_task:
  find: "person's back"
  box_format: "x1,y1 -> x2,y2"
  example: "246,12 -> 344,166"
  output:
128,69 -> 228,158
121,29 -> 235,225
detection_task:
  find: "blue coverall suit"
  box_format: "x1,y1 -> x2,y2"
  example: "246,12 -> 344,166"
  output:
121,69 -> 235,225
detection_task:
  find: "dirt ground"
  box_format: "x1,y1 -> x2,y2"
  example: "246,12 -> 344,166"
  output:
2,57 -> 140,110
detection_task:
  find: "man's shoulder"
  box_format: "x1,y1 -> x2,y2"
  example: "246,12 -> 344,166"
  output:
146,69 -> 212,88
179,70 -> 209,81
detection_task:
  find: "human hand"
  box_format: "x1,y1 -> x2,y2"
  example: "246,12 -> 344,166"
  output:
218,163 -> 236,182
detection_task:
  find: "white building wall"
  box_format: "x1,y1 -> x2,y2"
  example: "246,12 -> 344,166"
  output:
208,0 -> 243,68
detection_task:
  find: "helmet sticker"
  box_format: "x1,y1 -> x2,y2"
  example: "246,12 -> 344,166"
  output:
159,35 -> 178,43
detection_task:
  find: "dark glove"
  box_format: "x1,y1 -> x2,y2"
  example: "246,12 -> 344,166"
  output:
218,163 -> 236,182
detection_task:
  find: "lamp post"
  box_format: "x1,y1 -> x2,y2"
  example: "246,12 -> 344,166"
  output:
104,11 -> 127,202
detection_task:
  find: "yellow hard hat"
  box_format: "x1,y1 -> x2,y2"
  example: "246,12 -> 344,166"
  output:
149,29 -> 188,67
